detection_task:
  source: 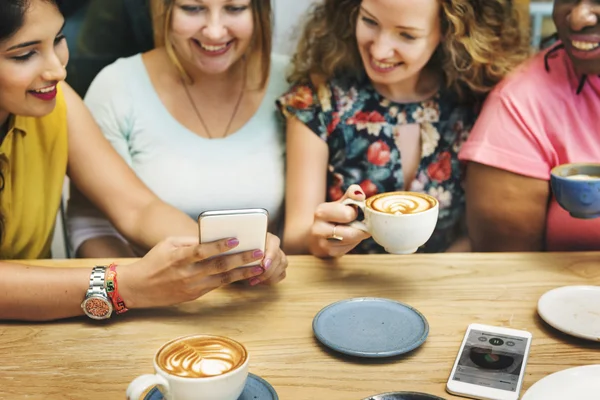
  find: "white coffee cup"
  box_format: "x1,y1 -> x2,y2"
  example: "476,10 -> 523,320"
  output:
126,334 -> 249,400
343,191 -> 439,254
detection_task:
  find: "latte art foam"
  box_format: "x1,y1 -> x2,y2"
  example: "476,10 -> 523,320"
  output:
368,192 -> 436,215
156,336 -> 247,378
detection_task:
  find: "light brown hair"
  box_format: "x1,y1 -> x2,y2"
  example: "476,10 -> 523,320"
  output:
289,0 -> 531,102
150,0 -> 272,88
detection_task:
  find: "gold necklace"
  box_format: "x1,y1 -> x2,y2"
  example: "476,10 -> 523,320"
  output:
181,66 -> 247,139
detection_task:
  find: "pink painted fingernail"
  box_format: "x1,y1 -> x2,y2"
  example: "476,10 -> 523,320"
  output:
226,238 -> 239,248
249,278 -> 261,286
263,258 -> 272,270
252,267 -> 264,275
253,250 -> 264,258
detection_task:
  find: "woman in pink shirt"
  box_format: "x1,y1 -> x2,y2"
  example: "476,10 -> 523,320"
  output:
459,0 -> 600,251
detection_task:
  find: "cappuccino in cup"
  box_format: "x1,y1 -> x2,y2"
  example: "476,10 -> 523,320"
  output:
368,192 -> 437,215
551,163 -> 600,219
127,335 -> 249,400
566,174 -> 600,181
157,335 -> 246,378
343,191 -> 439,254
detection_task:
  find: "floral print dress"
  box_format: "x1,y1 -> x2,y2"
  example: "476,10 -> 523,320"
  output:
278,76 -> 478,254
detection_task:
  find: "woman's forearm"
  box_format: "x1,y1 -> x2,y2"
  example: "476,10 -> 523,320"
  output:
116,199 -> 198,249
76,236 -> 137,258
0,262 -> 90,321
282,222 -> 311,255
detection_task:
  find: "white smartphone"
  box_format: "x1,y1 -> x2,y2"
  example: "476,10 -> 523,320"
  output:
446,323 -> 532,400
198,208 -> 268,267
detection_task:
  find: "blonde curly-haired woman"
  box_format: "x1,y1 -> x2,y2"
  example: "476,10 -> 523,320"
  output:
278,0 -> 530,257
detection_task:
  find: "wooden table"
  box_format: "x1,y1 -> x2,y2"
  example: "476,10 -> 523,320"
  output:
2,253 -> 600,399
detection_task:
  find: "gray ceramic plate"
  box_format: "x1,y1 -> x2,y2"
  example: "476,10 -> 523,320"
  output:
363,392 -> 446,400
313,297 -> 429,358
144,372 -> 278,400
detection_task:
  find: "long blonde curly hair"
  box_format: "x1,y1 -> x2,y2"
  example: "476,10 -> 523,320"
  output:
289,0 -> 530,102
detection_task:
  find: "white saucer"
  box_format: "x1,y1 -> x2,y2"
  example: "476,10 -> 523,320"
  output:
522,365 -> 600,400
537,285 -> 600,341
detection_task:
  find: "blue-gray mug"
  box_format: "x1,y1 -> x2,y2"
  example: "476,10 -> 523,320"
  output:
550,163 -> 600,219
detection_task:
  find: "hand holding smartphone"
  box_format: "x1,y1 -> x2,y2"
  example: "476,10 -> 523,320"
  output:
446,323 -> 532,400
198,208 -> 268,267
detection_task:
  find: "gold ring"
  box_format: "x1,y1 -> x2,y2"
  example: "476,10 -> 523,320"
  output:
328,225 -> 344,241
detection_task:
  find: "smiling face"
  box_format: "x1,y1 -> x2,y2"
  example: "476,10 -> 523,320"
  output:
553,0 -> 600,75
355,0 -> 441,96
0,0 -> 68,125
170,0 -> 254,76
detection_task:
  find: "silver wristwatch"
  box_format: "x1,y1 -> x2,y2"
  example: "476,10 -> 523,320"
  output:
81,266 -> 113,320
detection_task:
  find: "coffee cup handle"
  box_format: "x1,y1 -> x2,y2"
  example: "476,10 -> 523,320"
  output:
126,374 -> 170,400
341,198 -> 369,232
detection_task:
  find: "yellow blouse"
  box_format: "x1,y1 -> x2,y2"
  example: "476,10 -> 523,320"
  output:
0,85 -> 68,259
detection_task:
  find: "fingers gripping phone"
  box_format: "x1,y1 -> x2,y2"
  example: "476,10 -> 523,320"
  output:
198,208 -> 268,267
446,324 -> 532,400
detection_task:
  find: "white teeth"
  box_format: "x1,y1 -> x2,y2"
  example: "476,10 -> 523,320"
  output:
372,59 -> 397,69
33,86 -> 55,93
571,40 -> 600,51
199,42 -> 228,52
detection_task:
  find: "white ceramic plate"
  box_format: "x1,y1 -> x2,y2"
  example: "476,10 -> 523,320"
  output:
522,365 -> 600,400
537,285 -> 600,341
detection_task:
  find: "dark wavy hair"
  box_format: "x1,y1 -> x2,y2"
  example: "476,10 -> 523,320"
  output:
289,0 -> 530,103
0,0 -> 60,243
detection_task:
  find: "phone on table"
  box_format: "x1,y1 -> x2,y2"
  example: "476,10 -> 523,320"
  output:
198,208 -> 268,267
446,323 -> 532,400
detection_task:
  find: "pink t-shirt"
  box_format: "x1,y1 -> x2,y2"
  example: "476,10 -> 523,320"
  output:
459,47 -> 600,251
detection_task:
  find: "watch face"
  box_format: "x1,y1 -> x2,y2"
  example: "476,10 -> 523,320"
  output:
83,296 -> 112,320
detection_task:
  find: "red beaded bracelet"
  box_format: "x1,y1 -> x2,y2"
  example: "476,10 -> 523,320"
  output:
105,263 -> 129,315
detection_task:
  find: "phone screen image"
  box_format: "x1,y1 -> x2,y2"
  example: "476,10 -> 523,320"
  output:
451,329 -> 529,392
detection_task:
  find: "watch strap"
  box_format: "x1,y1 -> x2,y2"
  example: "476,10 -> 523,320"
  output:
88,266 -> 109,297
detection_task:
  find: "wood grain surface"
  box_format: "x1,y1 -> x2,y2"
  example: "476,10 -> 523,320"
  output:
1,253 -> 600,399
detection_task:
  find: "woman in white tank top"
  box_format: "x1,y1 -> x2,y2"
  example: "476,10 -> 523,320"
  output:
67,0 -> 288,286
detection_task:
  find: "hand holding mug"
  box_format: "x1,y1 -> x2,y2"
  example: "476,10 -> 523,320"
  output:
308,185 -> 372,258
342,191 -> 439,254
117,236 -> 266,309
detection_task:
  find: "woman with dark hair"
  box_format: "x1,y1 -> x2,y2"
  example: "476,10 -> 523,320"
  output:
460,0 -> 600,252
278,0 -> 529,257
0,0 -> 286,321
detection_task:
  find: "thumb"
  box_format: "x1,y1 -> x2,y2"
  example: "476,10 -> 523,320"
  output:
163,236 -> 200,248
338,184 -> 366,203
144,236 -> 199,260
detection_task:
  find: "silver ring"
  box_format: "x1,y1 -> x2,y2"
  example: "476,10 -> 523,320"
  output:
327,225 -> 344,242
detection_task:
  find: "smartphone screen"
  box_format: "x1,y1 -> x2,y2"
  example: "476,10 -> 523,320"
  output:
451,329 -> 529,392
